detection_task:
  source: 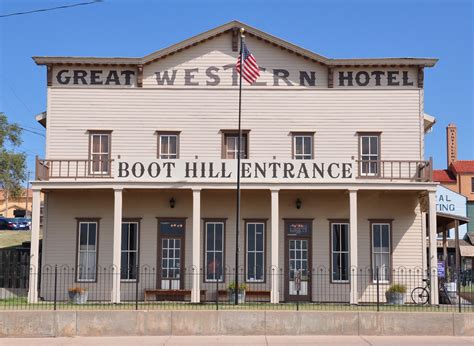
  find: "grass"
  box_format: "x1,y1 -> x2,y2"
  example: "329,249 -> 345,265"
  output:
0,230 -> 38,249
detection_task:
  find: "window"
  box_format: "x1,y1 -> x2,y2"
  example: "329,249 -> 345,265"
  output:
157,132 -> 179,159
292,133 -> 313,160
371,222 -> 391,282
77,221 -> 98,282
331,222 -> 349,283
121,221 -> 139,281
246,221 -> 265,282
471,177 -> 474,193
359,133 -> 380,176
205,221 -> 224,282
89,131 -> 111,174
222,131 -> 249,159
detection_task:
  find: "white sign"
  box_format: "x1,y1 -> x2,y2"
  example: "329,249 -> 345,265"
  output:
114,159 -> 355,183
436,185 -> 468,239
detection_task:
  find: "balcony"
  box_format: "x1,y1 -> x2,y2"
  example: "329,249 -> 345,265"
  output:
35,157 -> 433,183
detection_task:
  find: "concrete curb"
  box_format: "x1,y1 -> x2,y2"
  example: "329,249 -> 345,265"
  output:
0,310 -> 472,337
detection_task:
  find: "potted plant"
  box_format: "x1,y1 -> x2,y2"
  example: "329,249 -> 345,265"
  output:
68,287 -> 88,304
228,282 -> 248,304
385,284 -> 406,305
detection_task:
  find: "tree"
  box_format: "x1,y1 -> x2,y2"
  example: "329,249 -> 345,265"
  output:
0,112 -> 27,215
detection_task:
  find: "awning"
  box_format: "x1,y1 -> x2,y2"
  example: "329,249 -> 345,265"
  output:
460,245 -> 474,257
436,212 -> 470,233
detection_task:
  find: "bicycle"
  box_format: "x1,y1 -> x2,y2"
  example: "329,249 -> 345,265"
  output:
411,276 -> 453,305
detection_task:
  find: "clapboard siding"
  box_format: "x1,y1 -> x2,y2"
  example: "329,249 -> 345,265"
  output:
46,88 -> 422,162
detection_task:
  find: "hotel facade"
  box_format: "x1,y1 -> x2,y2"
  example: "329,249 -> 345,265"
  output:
29,21 -> 440,305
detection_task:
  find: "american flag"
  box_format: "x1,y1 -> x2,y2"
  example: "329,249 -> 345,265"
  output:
236,42 -> 260,84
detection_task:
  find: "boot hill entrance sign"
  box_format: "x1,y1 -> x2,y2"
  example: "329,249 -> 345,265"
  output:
114,159 -> 355,183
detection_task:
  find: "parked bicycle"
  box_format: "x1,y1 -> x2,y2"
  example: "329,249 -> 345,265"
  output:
411,276 -> 452,305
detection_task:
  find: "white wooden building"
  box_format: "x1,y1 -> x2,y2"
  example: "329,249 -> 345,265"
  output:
29,21 -> 440,304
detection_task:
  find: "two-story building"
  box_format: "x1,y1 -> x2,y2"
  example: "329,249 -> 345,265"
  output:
29,21 -> 440,305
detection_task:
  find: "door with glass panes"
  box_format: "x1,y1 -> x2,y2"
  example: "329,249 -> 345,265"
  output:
157,219 -> 185,290
284,220 -> 312,301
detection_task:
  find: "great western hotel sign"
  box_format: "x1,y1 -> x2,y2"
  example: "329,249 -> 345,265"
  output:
114,159 -> 355,183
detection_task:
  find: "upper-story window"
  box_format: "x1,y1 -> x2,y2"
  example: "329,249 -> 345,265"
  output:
157,131 -> 180,159
221,130 -> 249,159
471,177 -> 474,193
89,131 -> 111,174
292,132 -> 314,160
359,132 -> 380,176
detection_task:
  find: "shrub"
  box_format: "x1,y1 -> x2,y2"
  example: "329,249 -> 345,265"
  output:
227,282 -> 248,292
68,287 -> 87,294
386,284 -> 406,294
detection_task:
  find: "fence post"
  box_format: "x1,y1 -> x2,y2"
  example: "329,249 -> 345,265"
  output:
135,265 -> 139,311
54,265 -> 58,311
376,267 -> 380,312
458,270 -> 462,313
216,271 -> 219,311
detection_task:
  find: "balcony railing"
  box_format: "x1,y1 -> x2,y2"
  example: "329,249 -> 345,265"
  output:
356,158 -> 433,182
35,157 -> 114,181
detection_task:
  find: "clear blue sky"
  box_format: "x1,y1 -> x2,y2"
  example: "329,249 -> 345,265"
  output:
1,0 -> 473,178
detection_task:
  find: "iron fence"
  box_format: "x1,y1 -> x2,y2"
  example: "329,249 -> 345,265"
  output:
1,265 -> 473,312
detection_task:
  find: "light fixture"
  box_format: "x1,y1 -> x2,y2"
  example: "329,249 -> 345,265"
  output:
295,198 -> 302,209
169,197 -> 176,209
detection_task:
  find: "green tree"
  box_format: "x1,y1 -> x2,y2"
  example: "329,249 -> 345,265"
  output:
0,112 -> 27,213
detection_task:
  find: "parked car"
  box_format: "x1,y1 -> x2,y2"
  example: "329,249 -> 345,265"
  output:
0,217 -> 19,230
11,218 -> 31,231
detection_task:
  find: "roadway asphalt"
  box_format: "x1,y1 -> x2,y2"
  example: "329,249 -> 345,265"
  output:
1,336 -> 474,345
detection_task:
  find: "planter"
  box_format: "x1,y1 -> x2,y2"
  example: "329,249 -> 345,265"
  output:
68,290 -> 88,304
228,291 -> 246,304
385,291 -> 405,305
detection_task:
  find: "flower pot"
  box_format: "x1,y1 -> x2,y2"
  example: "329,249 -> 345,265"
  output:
385,291 -> 405,305
68,290 -> 88,304
228,291 -> 246,304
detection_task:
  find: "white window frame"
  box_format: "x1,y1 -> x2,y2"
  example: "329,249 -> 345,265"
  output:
293,134 -> 313,160
90,132 -> 110,174
121,221 -> 139,282
158,133 -> 179,159
246,222 -> 265,282
359,134 -> 380,176
77,221 -> 98,282
331,222 -> 350,283
205,221 -> 225,282
224,134 -> 247,159
371,222 -> 391,283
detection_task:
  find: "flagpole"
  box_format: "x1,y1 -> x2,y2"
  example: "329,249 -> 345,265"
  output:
234,27 -> 244,305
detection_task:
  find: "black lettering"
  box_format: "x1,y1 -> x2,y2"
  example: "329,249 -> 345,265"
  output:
147,162 -> 161,178
338,71 -> 353,86
201,162 -> 206,178
73,70 -> 88,85
355,71 -> 370,86
402,71 -> 414,86
273,69 -> 292,86
342,163 -> 353,178
268,162 -> 281,178
105,70 -> 120,85
209,162 -> 219,178
221,162 -> 231,178
387,71 -> 400,86
162,162 -> 175,178
296,163 -> 309,179
185,162 -> 197,178
299,71 -> 316,86
206,66 -> 220,86
371,71 -> 385,86
118,162 -> 129,178
90,70 -> 103,85
283,162 -> 295,178
312,163 -> 324,178
184,68 -> 199,86
241,162 -> 252,178
254,162 -> 266,178
253,67 -> 267,86
56,70 -> 71,84
155,70 -> 177,85
121,70 -> 135,85
223,64 -> 238,86
131,162 -> 145,178
328,163 -> 340,178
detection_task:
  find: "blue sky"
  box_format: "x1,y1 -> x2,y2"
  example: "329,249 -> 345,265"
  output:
1,0 -> 473,177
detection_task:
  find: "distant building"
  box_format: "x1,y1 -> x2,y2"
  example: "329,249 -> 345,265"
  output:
0,189 -> 33,218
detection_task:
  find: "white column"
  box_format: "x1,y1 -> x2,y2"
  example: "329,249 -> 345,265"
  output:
349,189 -> 358,304
270,189 -> 280,303
28,188 -> 41,303
112,188 -> 122,303
421,211 -> 427,275
428,190 -> 439,305
191,188 -> 201,303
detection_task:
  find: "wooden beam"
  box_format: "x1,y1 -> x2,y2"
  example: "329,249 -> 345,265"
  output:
328,67 -> 334,88
137,64 -> 143,87
47,65 -> 53,86
232,28 -> 239,52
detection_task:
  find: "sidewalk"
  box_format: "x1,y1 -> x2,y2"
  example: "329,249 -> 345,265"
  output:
2,336 -> 474,345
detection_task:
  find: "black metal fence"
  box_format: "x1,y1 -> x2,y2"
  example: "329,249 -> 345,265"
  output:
1,265 -> 474,312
